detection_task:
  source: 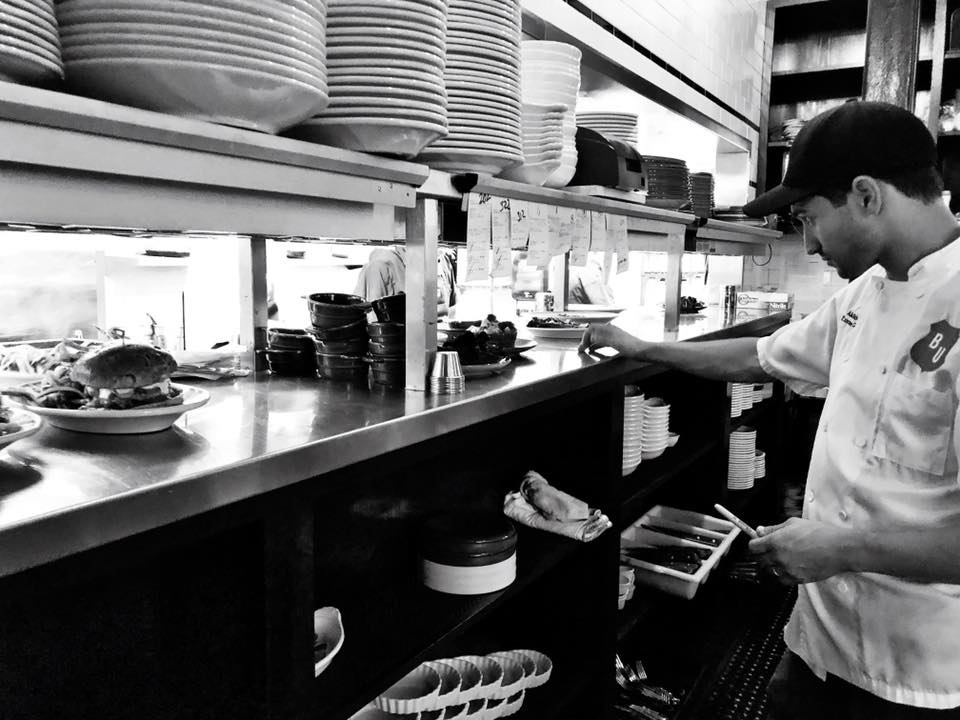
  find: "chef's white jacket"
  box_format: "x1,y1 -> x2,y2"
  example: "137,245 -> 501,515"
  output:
757,237 -> 960,708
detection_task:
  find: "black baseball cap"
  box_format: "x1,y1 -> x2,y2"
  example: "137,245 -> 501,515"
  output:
744,100 -> 938,217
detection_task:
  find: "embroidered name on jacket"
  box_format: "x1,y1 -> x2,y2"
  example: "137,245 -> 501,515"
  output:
910,319 -> 960,372
841,310 -> 859,328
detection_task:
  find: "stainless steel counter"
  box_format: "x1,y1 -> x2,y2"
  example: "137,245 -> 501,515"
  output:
0,310 -> 789,577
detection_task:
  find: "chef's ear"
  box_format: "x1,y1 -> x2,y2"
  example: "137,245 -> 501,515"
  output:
850,175 -> 882,215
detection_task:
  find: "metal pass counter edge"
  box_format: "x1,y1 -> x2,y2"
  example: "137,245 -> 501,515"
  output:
0,310 -> 789,578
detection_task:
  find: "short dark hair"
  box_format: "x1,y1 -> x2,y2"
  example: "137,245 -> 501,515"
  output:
817,166 -> 944,207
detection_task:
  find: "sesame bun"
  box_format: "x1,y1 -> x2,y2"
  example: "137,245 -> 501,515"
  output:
71,344 -> 178,389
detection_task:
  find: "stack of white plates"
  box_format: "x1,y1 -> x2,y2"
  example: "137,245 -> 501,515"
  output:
290,0 -> 449,157
418,0 -> 523,175
499,101 -> 566,186
754,450 -> 766,480
752,384 -> 763,405
57,0 -> 329,134
640,397 -> 670,461
0,0 -> 62,84
516,40 -> 580,188
576,111 -> 638,144
729,382 -> 754,418
622,390 -> 645,476
761,382 -> 774,400
618,566 -> 635,609
728,427 -> 757,490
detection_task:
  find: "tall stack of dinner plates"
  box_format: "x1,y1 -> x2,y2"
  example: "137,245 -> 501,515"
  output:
622,389 -> 645,476
690,172 -> 715,218
643,156 -> 692,211
290,0 -> 450,157
728,426 -> 756,490
56,0 -> 329,134
0,0 -> 63,85
418,0 -> 523,175
576,112 -> 638,144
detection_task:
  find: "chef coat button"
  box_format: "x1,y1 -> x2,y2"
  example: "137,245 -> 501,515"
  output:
855,436 -> 867,448
838,580 -> 849,593
839,509 -> 849,521
880,366 -> 887,375
806,491 -> 815,504
878,280 -> 884,290
822,421 -> 829,433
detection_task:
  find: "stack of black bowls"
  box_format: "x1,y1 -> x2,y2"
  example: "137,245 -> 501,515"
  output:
366,292 -> 405,387
308,293 -> 370,381
264,328 -> 316,375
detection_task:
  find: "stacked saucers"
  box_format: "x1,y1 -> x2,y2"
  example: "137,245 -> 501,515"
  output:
640,397 -> 670,461
514,40 -> 580,188
622,387 -> 645,476
642,156 -> 692,211
430,350 -> 465,395
754,450 -> 766,480
576,111 -> 637,144
729,382 -> 754,418
0,0 -> 62,85
728,426 -> 757,490
498,102 -> 567,186
618,566 -> 636,610
289,0 -> 450,157
419,0 -> 523,175
57,0 -> 329,133
690,172 -> 715,218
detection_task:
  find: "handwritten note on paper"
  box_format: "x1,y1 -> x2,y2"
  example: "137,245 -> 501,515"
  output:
547,209 -> 563,258
590,211 -> 607,252
570,209 -> 591,267
612,215 -> 630,273
466,192 -> 492,282
511,199 -> 530,250
526,204 -> 550,267
492,197 -> 513,278
558,207 -> 576,255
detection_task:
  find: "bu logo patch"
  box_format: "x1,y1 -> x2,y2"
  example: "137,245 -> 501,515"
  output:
910,320 -> 960,372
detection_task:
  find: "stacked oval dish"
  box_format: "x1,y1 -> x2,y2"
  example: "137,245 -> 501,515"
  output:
729,381 -> 755,418
0,0 -> 63,85
642,156 -> 692,211
55,0 -> 329,133
509,41 -> 581,188
289,0 -> 449,157
622,386 -> 645,476
418,0 -> 523,175
350,649 -> 553,719
639,397 -> 670,461
576,111 -> 638,144
728,426 -> 757,490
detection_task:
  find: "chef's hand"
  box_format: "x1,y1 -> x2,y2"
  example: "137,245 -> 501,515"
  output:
578,323 -> 650,358
748,517 -> 853,585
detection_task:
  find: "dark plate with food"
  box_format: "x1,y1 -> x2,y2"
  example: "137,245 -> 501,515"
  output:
525,314 -> 588,339
0,398 -> 41,450
679,296 -> 707,314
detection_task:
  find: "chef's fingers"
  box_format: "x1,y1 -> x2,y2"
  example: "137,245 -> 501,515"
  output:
578,324 -> 598,353
756,520 -> 789,537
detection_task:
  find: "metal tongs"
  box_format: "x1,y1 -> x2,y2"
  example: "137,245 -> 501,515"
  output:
615,653 -> 680,708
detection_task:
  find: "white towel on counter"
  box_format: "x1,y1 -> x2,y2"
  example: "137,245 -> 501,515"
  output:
504,491 -> 612,543
520,470 -> 590,521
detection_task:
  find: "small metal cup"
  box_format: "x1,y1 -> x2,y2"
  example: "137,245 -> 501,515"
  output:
431,351 -> 464,380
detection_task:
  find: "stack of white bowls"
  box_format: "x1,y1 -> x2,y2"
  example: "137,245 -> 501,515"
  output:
418,0 -> 523,175
499,102 -> 566,186
729,382 -> 755,418
0,0 -> 62,85
56,0 -> 329,134
519,41 -> 580,188
576,111 -> 638,144
290,0 -> 449,157
622,389 -> 645,476
728,426 -> 757,490
640,397 -> 670,460
754,450 -> 766,480
618,566 -> 635,610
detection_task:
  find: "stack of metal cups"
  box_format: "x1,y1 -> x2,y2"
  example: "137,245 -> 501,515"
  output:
429,351 -> 465,395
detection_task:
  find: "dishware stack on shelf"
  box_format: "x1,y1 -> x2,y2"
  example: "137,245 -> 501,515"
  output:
419,512 -> 516,595
617,565 -> 636,610
729,381 -> 755,418
754,449 -> 766,480
690,172 -> 715,218
639,396 -> 670,461
365,292 -> 405,387
313,606 -> 345,677
620,505 -> 740,599
350,649 -> 552,720
728,426 -> 757,490
622,385 -> 645,476
642,156 -> 692,211
418,0 -> 523,174
56,0 -> 330,134
265,327 -> 317,376
752,383 -> 763,405
308,292 -> 369,381
429,350 -> 465,395
289,0 -> 449,156
575,111 -> 638,144
0,0 -> 63,85
499,40 -> 580,188
761,382 -> 774,400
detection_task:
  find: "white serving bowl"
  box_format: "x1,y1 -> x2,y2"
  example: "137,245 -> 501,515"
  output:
376,664 -> 442,715
290,117 -> 447,156
313,606 -> 344,676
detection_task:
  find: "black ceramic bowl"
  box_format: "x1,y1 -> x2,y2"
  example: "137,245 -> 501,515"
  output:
368,338 -> 405,358
264,348 -> 316,376
313,336 -> 369,356
366,322 -> 405,339
307,293 -> 369,328
267,327 -> 314,352
371,292 -> 405,323
365,354 -> 405,387
316,352 -> 368,381
311,318 -> 368,341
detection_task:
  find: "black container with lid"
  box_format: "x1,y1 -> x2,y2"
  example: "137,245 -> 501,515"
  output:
419,512 -> 518,594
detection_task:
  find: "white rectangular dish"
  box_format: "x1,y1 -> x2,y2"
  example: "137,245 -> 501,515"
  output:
619,505 -> 740,599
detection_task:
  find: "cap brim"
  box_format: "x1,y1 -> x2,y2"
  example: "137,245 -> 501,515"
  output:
742,183 -> 810,217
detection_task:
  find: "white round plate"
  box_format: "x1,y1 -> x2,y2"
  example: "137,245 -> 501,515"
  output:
290,118 -> 446,157
0,408 -> 42,450
524,326 -> 585,339
0,41 -> 62,82
418,148 -> 521,174
26,385 -> 210,434
462,356 -> 512,378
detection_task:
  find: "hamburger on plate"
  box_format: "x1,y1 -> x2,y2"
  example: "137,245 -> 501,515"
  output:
70,344 -> 183,410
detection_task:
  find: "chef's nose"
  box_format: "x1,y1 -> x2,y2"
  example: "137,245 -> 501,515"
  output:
802,229 -> 821,256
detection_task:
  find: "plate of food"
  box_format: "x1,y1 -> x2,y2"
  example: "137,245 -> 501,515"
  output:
462,356 -> 512,378
0,399 -> 41,451
497,337 -> 537,357
6,344 -> 210,434
525,315 -> 589,340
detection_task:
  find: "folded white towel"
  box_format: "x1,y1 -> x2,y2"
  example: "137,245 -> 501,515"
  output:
504,491 -> 612,543
520,470 -> 590,521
